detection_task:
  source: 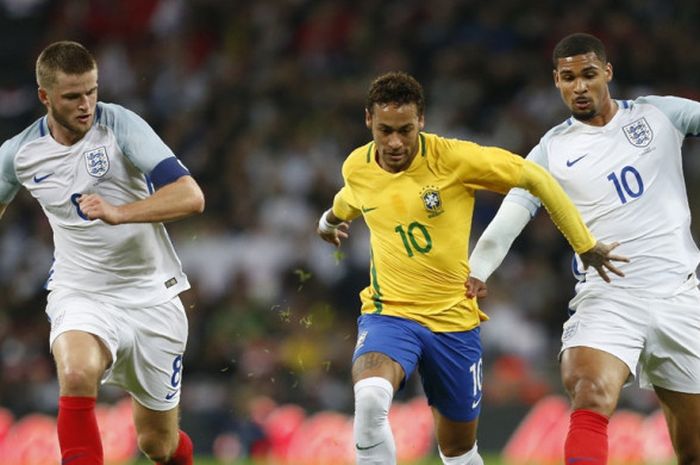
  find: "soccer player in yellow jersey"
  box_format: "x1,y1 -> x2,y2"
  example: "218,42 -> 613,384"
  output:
316,72 -> 626,465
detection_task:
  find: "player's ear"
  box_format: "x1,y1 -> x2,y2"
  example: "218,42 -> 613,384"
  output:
418,114 -> 425,130
37,87 -> 50,107
553,69 -> 560,89
606,62 -> 613,82
365,108 -> 372,129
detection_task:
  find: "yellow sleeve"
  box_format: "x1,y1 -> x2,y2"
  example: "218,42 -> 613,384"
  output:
518,160 -> 596,254
331,186 -> 361,221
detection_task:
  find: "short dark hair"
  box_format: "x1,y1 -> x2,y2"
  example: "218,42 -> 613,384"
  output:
36,41 -> 97,89
552,33 -> 607,68
366,71 -> 425,116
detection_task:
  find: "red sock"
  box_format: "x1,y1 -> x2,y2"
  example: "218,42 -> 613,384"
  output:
565,409 -> 609,465
157,431 -> 193,465
57,396 -> 103,465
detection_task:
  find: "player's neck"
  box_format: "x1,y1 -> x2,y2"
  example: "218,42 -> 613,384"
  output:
46,115 -> 85,146
586,99 -> 618,127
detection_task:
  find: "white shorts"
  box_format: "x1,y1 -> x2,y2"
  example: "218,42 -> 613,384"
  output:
46,288 -> 188,411
561,275 -> 700,392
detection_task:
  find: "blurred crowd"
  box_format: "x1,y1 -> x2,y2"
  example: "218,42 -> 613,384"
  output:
0,0 -> 698,454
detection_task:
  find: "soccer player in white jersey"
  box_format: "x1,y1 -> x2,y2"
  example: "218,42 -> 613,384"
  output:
468,33 -> 700,465
0,41 -> 204,465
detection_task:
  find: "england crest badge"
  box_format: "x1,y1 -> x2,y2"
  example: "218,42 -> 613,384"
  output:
420,185 -> 444,218
84,147 -> 110,178
622,117 -> 653,147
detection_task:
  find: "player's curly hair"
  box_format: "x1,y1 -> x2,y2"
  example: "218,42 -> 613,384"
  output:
552,33 -> 607,68
366,71 -> 424,116
36,41 -> 97,89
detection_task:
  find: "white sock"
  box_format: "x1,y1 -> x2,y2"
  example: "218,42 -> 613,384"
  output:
439,443 -> 484,465
353,377 -> 396,465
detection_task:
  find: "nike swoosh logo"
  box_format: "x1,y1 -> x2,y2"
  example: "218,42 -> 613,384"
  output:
62,453 -> 86,465
33,172 -> 55,183
165,390 -> 179,400
471,396 -> 482,408
361,206 -> 378,213
566,155 -> 588,167
356,441 -> 384,450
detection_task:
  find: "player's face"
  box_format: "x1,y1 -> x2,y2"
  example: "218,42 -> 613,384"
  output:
366,103 -> 424,173
38,68 -> 98,145
554,52 -> 613,123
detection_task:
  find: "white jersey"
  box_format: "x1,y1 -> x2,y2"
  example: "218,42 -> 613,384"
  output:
508,96 -> 700,296
0,102 -> 190,306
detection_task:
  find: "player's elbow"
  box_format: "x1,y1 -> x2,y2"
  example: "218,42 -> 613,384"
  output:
188,187 -> 205,215
180,176 -> 205,215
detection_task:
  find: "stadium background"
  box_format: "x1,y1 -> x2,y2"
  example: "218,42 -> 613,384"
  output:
0,0 -> 698,463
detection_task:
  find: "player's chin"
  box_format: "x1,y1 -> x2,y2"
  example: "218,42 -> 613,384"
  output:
571,108 -> 597,121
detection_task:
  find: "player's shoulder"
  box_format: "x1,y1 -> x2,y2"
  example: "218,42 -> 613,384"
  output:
421,131 -> 481,163
422,131 -> 477,151
633,95 -> 685,107
542,118 -> 576,142
341,140 -> 375,176
630,94 -> 697,115
629,95 -> 699,134
94,101 -> 141,127
0,116 -> 45,159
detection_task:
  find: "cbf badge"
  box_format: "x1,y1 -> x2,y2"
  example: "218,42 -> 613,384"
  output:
623,117 -> 653,147
84,147 -> 110,177
420,185 -> 444,218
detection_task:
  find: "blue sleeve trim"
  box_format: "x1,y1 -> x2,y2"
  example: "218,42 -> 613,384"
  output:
150,157 -> 189,189
144,175 -> 155,194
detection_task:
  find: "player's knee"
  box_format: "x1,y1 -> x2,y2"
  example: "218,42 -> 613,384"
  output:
354,377 -> 393,428
137,430 -> 178,463
57,366 -> 102,394
564,375 -> 617,415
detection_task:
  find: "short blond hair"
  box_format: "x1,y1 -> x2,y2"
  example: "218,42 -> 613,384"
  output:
36,41 -> 96,89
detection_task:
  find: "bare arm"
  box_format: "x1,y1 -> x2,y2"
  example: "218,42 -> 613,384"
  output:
77,175 -> 205,225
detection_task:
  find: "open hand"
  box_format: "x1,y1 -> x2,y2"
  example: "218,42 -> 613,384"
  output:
317,222 -> 350,247
579,241 -> 629,283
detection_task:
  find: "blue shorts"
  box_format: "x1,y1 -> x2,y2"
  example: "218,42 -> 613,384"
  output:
353,314 -> 483,422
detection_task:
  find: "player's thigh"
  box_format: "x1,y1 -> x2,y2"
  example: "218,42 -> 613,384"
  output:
112,297 -> 188,411
52,330 -> 113,394
352,314 -> 421,390
643,282 -> 700,393
432,407 -> 478,456
419,327 -> 483,424
561,292 -> 643,403
654,387 -> 700,459
47,289 -> 116,392
560,346 -> 630,413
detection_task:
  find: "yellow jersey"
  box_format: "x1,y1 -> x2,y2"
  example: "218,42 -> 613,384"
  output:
332,132 -> 594,332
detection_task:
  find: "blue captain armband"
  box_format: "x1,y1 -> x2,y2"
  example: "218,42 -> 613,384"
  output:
149,157 -> 190,189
